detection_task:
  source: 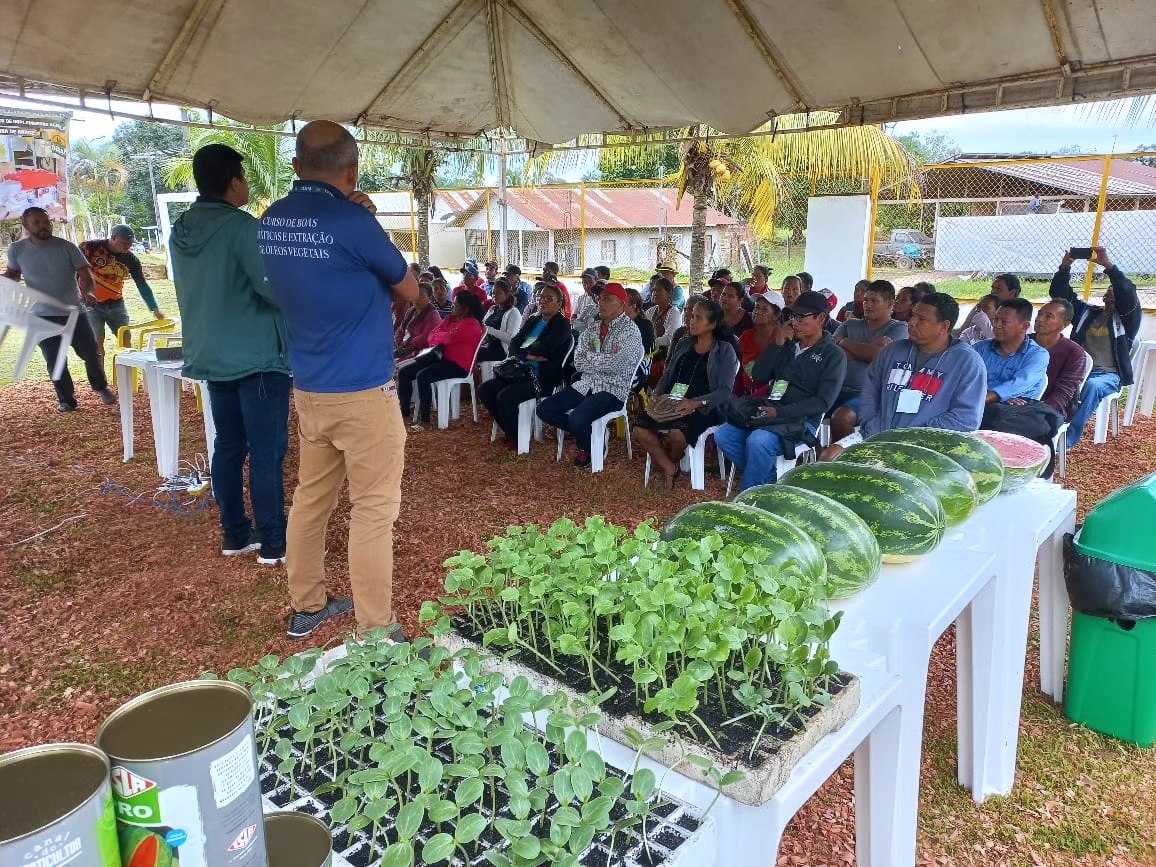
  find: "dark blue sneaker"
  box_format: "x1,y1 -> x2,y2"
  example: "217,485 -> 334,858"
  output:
286,596 -> 354,639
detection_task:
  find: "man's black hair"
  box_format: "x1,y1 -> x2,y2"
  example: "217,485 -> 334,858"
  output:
914,292 -> 960,328
21,206 -> 48,221
594,265 -> 611,280
866,279 -> 896,302
1044,297 -> 1074,323
999,296 -> 1034,323
994,273 -> 1022,296
192,144 -> 245,199
653,276 -> 674,295
797,271 -> 814,289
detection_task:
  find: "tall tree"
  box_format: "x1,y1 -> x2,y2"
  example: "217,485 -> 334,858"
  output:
69,139 -> 129,238
893,130 -> 960,165
111,120 -> 188,231
595,144 -> 680,182
162,123 -> 294,214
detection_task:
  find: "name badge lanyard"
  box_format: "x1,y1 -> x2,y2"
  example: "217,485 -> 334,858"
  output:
670,351 -> 706,400
893,345 -> 946,419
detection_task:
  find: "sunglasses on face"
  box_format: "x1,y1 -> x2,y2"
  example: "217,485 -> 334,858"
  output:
783,311 -> 818,322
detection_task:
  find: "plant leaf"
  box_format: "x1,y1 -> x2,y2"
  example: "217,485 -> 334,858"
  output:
380,841 -> 414,867
421,833 -> 455,865
455,812 -> 487,844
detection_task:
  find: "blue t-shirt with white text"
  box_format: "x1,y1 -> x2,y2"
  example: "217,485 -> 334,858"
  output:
260,181 -> 408,392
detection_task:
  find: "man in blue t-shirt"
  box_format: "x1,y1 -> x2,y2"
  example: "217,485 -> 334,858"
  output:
261,120 -> 419,641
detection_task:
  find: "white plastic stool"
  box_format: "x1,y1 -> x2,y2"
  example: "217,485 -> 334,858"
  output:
556,404 -> 632,473
1124,339 -> 1156,426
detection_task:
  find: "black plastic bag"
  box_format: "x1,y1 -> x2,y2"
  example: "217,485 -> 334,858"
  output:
1063,533 -> 1156,620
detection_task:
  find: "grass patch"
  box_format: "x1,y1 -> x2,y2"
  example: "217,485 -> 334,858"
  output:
40,649 -> 165,702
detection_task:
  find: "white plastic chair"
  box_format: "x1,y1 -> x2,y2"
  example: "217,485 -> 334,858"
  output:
723,414 -> 825,498
1053,352 -> 1093,479
0,278 -> 79,382
432,337 -> 485,429
643,425 -> 727,491
1090,340 -> 1147,442
1123,340 -> 1156,426
555,355 -> 645,473
478,359 -> 501,383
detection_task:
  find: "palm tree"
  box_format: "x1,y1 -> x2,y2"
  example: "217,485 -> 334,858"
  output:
583,112 -> 920,290
162,123 -> 295,213
70,139 -> 129,237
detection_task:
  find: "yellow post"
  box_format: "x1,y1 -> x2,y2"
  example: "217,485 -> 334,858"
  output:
579,182 -> 587,273
1083,155 -> 1113,300
485,189 -> 493,262
408,190 -> 418,266
866,169 -> 881,280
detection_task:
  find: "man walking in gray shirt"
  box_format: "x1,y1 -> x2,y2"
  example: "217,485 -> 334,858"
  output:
4,207 -> 115,412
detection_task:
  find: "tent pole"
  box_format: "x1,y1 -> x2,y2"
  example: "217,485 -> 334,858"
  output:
498,136 -> 509,264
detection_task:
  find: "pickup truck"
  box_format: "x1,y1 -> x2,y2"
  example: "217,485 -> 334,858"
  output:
873,229 -> 935,270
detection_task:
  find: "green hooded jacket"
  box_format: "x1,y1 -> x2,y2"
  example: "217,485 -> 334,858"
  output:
170,200 -> 291,381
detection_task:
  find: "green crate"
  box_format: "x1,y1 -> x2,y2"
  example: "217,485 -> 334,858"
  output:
1066,612 -> 1156,747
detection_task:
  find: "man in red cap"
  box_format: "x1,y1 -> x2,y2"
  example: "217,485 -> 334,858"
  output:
454,261 -> 491,310
537,282 -> 645,467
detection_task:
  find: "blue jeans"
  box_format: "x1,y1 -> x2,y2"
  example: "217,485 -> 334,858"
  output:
536,387 -> 622,453
1066,370 -> 1121,447
206,372 -> 291,551
715,422 -> 784,492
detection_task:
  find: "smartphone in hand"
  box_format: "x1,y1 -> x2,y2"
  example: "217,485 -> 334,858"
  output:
1069,247 -> 1094,260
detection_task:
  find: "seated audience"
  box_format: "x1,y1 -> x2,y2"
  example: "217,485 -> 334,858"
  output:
594,265 -> 611,282
1032,299 -> 1087,421
720,280 -> 754,337
394,281 -> 442,366
477,279 -> 523,362
572,268 -> 602,334
735,295 -> 783,395
479,284 -> 573,446
716,291 -> 846,491
837,280 -> 869,322
1050,246 -> 1141,447
974,297 -> 1061,473
432,278 -> 453,317
958,294 -> 999,344
706,274 -> 727,303
781,275 -> 803,308
655,263 -> 686,308
634,300 -> 739,489
537,283 -> 645,467
398,293 -> 485,431
748,264 -> 784,307
626,288 -> 655,355
822,292 -> 986,459
454,261 -> 490,308
504,264 -> 532,311
829,279 -> 908,442
646,277 -> 682,362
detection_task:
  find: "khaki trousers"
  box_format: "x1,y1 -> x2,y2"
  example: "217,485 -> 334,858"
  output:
287,383 -> 405,629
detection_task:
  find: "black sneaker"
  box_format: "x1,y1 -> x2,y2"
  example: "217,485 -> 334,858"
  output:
57,401 -> 77,413
96,387 -> 117,406
222,535 -> 260,557
286,596 -> 354,639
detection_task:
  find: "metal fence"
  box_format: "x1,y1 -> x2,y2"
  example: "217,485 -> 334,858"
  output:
377,152 -> 1155,302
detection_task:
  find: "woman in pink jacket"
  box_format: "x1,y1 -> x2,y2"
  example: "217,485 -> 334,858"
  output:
397,292 -> 485,431
394,281 -> 442,366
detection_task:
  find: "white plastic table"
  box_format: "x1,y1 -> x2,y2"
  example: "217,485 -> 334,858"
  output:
154,362 -> 215,479
1124,339 -> 1156,426
115,350 -> 168,475
830,546 -> 999,865
941,480 -> 1077,801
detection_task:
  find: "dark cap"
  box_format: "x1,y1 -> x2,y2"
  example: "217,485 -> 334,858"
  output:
504,264 -> 522,275
785,290 -> 830,317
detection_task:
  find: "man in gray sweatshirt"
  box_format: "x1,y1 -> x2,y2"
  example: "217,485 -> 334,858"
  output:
822,292 -> 986,458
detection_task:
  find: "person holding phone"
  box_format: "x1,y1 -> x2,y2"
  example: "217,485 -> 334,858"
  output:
1050,245 -> 1142,446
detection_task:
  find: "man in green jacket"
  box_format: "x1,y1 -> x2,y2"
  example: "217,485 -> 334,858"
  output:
171,144 -> 292,565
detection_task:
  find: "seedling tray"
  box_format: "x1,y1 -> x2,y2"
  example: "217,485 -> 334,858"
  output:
441,629 -> 860,807
248,643 -> 717,867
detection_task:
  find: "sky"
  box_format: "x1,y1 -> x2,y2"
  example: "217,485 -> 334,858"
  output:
5,93 -> 1156,158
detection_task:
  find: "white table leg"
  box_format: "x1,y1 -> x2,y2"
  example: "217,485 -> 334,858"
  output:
854,703 -> 904,866
117,361 -> 135,462
198,381 -> 217,469
955,575 -> 999,801
1038,513 -> 1077,703
886,635 -> 929,867
1140,346 -> 1156,419
147,368 -> 181,478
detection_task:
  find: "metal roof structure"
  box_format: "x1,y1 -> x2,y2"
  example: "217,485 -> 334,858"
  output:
3,1 -> 1156,144
936,156 -> 1156,197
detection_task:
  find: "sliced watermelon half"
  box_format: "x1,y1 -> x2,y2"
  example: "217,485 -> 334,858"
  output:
973,430 -> 1050,493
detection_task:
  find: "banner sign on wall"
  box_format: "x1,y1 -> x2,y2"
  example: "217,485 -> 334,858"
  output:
0,108 -> 71,222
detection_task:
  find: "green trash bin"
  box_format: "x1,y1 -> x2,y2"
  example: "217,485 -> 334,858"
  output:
1066,612 -> 1156,747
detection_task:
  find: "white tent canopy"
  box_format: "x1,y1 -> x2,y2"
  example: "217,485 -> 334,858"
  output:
3,0 -> 1156,144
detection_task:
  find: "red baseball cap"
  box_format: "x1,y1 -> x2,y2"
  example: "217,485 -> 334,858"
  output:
600,282 -> 629,304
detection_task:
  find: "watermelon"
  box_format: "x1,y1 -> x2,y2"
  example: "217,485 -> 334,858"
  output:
119,827 -> 175,867
661,501 -> 827,587
835,441 -> 979,527
735,484 -> 882,600
866,428 -> 1004,504
777,463 -> 946,562
973,430 -> 1050,493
